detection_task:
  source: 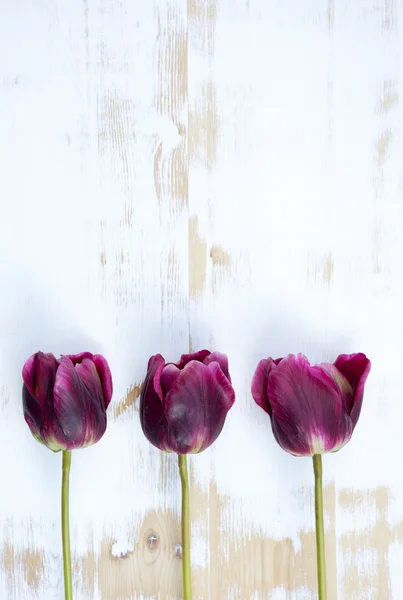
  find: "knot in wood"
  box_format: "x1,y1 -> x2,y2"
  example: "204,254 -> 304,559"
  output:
144,529 -> 160,552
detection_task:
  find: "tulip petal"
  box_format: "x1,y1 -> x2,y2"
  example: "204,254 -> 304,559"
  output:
251,358 -> 282,416
140,354 -> 169,451
92,354 -> 113,408
74,358 -> 105,405
316,363 -> 354,413
176,350 -> 211,369
67,352 -> 94,365
51,357 -> 107,449
22,352 -> 58,406
203,352 -> 231,381
151,355 -> 167,403
66,352 -> 113,408
334,353 -> 371,426
270,414 -> 310,456
164,361 -> 235,454
22,354 -> 36,397
22,384 -> 43,442
267,354 -> 353,456
160,364 -> 181,394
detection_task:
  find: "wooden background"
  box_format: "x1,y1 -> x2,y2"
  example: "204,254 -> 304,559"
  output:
0,0 -> 401,598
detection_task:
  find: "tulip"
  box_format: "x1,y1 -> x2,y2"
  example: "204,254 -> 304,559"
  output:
251,352 -> 371,457
140,350 -> 235,599
252,352 -> 371,600
23,351 -> 113,451
22,351 -> 113,600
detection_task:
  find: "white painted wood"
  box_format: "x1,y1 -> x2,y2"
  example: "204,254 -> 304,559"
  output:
0,0 -> 401,598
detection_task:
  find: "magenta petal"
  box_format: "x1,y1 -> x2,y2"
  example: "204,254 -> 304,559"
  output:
176,350 -> 211,369
334,353 -> 371,426
267,354 -> 352,456
203,352 -> 231,381
251,358 -> 282,416
160,364 -> 181,394
140,354 -> 169,451
66,352 -> 94,365
22,354 -> 36,397
317,362 -> 354,413
164,361 -> 235,454
92,354 -> 113,407
51,357 -> 107,449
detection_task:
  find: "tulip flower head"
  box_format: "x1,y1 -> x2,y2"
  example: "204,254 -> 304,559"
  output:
140,350 -> 235,454
251,352 -> 371,457
22,351 -> 113,452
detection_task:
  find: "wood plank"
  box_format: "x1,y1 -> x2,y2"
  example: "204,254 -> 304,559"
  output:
0,0 -> 402,598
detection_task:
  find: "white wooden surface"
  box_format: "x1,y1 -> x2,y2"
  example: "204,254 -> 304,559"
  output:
0,0 -> 401,598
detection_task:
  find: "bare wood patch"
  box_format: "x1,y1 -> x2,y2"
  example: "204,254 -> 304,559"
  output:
376,130 -> 392,166
1,539 -> 46,596
189,217 -> 207,298
376,80 -> 398,115
210,245 -> 232,293
113,384 -> 142,419
192,479 -> 337,599
307,252 -> 334,286
154,3 -> 188,212
188,1 -> 218,171
189,82 -> 218,172
80,511 -> 181,599
97,92 -> 136,198
339,487 -> 397,599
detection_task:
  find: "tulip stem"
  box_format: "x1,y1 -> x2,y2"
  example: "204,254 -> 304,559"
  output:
62,451 -> 73,600
178,454 -> 192,600
313,454 -> 327,600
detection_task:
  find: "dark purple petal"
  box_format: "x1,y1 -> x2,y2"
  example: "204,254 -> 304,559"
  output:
271,409 -> 353,456
22,352 -> 58,406
91,354 -> 113,408
176,350 -> 211,369
22,352 -> 64,451
50,357 -> 107,450
40,394 -> 68,452
271,414 -> 311,456
267,354 -> 352,456
334,353 -> 371,426
203,352 -> 231,381
160,364 -> 181,395
22,384 -> 42,442
164,360 -> 235,454
140,354 -> 169,451
152,355 -> 166,403
251,358 -> 283,416
74,358 -> 105,405
68,351 -> 114,406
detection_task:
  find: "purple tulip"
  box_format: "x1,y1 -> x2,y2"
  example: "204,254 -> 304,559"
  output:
251,352 -> 371,456
22,351 -> 113,451
140,350 -> 235,454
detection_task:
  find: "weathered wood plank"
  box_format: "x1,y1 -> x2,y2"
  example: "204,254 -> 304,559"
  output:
0,0 -> 402,598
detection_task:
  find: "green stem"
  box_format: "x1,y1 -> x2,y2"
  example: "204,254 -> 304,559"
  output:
178,454 -> 192,600
313,454 -> 327,600
62,451 -> 73,600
